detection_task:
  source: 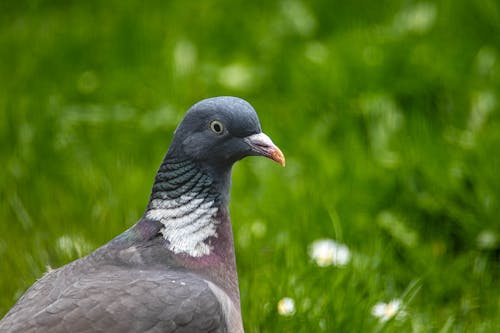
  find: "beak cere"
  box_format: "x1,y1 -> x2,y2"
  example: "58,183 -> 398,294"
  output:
244,132 -> 286,167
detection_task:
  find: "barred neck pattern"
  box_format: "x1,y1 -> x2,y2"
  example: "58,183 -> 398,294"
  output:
146,159 -> 221,257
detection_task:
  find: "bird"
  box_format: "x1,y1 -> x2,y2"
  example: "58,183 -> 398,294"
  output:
0,96 -> 285,333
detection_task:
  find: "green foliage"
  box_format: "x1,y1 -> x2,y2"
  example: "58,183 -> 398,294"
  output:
1,0 -> 500,331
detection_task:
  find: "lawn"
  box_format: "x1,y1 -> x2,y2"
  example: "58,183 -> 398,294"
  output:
1,1 -> 500,332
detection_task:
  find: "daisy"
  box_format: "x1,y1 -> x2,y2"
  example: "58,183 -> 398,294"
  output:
277,297 -> 296,316
308,239 -> 351,267
371,299 -> 405,322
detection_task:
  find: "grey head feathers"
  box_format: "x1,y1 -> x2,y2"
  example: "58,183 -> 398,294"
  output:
168,96 -> 268,169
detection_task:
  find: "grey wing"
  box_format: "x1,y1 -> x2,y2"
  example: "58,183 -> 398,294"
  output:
0,269 -> 227,333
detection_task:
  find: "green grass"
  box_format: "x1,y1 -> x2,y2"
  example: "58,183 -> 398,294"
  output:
1,1 -> 500,331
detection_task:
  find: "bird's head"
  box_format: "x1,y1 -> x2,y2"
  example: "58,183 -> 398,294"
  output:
168,96 -> 285,170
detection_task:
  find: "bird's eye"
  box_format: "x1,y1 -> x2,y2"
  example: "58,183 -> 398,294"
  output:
210,120 -> 224,134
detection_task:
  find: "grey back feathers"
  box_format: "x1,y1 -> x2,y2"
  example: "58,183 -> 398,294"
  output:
0,96 -> 284,333
1,268 -> 230,332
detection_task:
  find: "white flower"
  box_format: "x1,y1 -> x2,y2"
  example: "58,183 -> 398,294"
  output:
477,230 -> 498,250
393,2 -> 437,35
173,39 -> 197,76
308,239 -> 351,267
371,299 -> 405,322
277,297 -> 296,316
218,63 -> 255,91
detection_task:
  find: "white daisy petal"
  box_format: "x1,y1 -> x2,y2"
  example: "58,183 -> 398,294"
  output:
277,297 -> 296,316
308,239 -> 351,267
371,298 -> 405,322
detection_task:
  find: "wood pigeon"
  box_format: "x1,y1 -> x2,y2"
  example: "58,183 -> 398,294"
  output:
0,96 -> 285,333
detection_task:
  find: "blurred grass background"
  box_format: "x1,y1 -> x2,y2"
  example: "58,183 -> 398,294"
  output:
1,0 -> 500,332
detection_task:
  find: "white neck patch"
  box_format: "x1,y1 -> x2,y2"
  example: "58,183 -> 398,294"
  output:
146,194 -> 219,257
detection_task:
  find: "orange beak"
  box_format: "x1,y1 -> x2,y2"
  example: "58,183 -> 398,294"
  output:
244,132 -> 286,167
